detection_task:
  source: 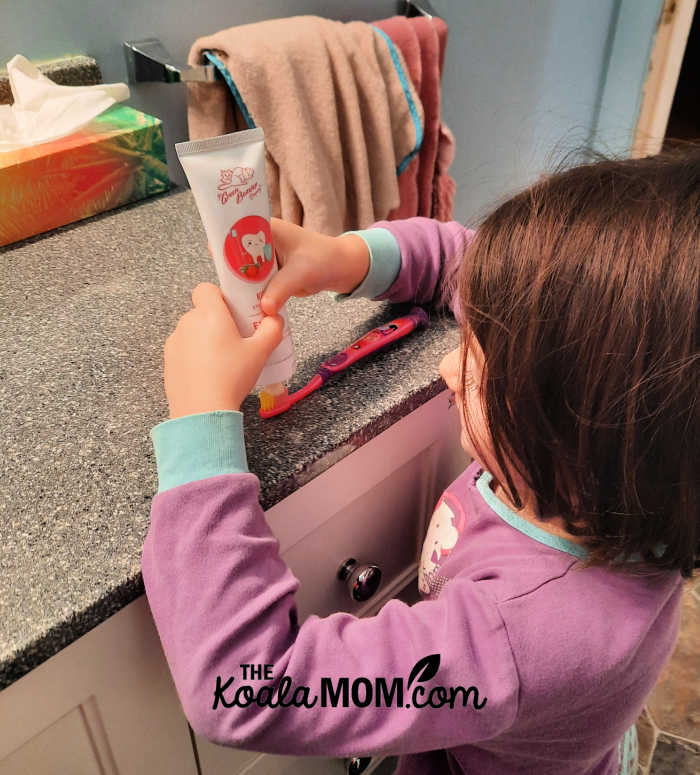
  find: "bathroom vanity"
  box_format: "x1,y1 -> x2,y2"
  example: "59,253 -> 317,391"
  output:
0,188 -> 468,774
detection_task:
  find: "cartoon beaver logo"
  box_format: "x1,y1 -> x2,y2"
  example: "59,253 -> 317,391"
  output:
217,167 -> 261,205
220,166 -> 254,187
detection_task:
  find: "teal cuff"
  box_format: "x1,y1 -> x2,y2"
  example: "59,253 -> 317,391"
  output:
150,410 -> 249,494
476,470 -> 667,564
329,228 -> 401,302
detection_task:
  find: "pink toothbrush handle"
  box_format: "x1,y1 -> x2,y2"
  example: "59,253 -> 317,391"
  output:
316,306 -> 429,383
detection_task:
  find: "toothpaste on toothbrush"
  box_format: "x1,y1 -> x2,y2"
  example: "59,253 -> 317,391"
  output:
175,128 -> 296,403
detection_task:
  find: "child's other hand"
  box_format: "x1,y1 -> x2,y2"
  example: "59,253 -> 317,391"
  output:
163,283 -> 283,419
258,218 -> 370,315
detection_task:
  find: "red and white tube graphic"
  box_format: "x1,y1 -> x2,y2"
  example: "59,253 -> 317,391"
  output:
175,128 -> 296,391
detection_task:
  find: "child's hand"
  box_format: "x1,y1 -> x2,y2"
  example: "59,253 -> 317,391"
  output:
163,283 -> 283,419
258,218 -> 370,315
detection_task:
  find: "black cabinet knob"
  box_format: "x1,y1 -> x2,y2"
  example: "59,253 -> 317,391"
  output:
337,558 -> 382,602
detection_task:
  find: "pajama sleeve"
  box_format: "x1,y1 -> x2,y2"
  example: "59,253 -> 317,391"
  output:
141,433 -> 519,756
141,217 -> 505,758
332,217 -> 475,321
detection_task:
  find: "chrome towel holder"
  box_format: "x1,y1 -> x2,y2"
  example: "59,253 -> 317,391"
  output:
404,0 -> 439,19
123,38 -> 218,84
123,1 -> 440,84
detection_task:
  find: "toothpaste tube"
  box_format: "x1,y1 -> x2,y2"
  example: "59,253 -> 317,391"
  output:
175,128 -> 295,393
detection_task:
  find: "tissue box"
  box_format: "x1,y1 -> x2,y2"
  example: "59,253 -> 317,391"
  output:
0,104 -> 170,247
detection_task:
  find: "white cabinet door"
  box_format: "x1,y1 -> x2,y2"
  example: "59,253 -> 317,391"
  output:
0,596 -> 196,775
0,390 -> 466,775
0,705 -> 104,775
195,390 -> 469,775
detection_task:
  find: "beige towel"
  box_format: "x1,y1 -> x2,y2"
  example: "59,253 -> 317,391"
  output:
186,16 -> 424,235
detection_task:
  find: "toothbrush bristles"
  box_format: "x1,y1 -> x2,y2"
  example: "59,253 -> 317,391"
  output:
258,386 -> 288,414
259,390 -> 275,411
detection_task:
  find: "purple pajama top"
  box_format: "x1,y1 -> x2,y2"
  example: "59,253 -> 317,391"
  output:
142,217 -> 682,774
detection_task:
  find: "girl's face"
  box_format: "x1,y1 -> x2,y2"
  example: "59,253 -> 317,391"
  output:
439,335 -> 537,518
438,336 -> 492,467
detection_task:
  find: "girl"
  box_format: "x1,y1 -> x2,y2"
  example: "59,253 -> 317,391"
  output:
142,150 -> 698,774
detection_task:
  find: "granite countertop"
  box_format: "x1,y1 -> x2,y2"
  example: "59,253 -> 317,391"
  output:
0,187 -> 460,690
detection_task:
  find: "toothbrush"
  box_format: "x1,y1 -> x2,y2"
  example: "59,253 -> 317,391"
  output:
258,306 -> 430,418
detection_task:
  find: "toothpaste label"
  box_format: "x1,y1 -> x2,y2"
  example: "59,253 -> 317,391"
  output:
217,166 -> 262,206
224,215 -> 274,284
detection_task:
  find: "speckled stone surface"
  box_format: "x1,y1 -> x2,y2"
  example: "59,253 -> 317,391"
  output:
0,56 -> 101,105
0,187 -> 460,690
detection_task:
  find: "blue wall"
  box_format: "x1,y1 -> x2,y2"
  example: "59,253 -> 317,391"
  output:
1,0 -> 663,224
434,0 -> 662,222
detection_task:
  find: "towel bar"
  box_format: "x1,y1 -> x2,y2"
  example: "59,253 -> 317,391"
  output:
404,0 -> 440,19
123,39 -> 220,84
124,6 -> 440,84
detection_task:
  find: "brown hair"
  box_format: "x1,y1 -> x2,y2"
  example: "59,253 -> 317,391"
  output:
443,148 -> 699,578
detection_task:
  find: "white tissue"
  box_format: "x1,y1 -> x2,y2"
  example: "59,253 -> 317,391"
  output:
0,54 -> 130,152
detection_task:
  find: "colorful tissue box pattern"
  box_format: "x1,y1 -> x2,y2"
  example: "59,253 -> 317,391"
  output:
0,105 -> 170,246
